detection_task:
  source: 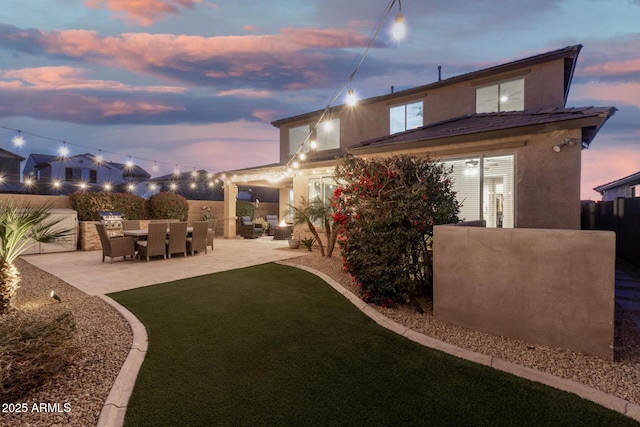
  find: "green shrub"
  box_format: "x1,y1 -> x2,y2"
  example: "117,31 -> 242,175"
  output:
236,200 -> 254,219
70,192 -> 145,221
0,311 -> 77,400
147,192 -> 189,220
332,155 -> 460,306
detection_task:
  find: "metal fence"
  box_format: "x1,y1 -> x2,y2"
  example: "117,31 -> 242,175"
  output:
582,197 -> 640,266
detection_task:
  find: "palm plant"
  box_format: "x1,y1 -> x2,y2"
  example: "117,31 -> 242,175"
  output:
289,196 -> 338,257
0,202 -> 73,314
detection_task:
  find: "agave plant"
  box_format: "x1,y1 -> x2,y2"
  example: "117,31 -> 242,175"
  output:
0,202 -> 73,314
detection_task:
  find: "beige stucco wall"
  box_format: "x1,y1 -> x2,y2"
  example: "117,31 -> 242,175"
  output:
433,224 -> 615,360
0,193 -> 71,209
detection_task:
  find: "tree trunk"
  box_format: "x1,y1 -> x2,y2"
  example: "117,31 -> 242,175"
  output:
0,260 -> 20,314
306,220 -> 325,256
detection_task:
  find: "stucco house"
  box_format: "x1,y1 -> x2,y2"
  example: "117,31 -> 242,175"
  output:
22,153 -> 151,194
0,147 -> 26,192
219,45 -> 615,237
594,171 -> 640,201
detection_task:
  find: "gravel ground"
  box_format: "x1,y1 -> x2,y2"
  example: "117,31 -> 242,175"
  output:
3,253 -> 639,427
284,253 -> 640,407
1,257 -> 132,427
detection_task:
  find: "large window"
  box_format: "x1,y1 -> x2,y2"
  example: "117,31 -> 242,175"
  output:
289,125 -> 310,156
476,78 -> 524,113
316,118 -> 340,151
390,101 -> 423,134
443,155 -> 514,228
308,176 -> 337,206
65,167 -> 97,183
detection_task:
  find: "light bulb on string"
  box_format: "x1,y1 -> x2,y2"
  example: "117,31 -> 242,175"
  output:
152,161 -> 159,172
173,165 -> 180,176
58,142 -> 70,158
298,152 -> 306,161
346,88 -> 358,106
125,156 -> 134,168
392,1 -> 406,41
95,150 -> 104,164
310,140 -> 317,150
12,131 -> 25,148
127,183 -> 136,192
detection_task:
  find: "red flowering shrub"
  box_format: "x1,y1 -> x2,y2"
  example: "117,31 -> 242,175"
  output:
332,155 -> 459,306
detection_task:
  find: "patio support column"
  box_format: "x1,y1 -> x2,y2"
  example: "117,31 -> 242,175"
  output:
223,182 -> 237,238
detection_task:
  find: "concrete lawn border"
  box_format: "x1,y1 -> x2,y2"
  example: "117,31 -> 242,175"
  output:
95,295 -> 148,427
282,261 -> 640,423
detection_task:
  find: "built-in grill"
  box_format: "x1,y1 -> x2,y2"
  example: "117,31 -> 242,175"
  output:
99,211 -> 124,237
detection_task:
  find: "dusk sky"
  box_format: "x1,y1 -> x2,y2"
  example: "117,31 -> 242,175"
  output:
1,0 -> 639,199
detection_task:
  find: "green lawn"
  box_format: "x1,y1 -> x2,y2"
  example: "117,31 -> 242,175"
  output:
109,263 -> 638,426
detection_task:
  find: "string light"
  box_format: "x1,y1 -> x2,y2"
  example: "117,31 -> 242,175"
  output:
58,142 -> 69,158
12,131 -> 25,148
125,156 -> 134,168
392,0 -> 406,40
95,149 -> 104,164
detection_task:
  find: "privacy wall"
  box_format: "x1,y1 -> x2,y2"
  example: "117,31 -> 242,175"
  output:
433,225 -> 616,359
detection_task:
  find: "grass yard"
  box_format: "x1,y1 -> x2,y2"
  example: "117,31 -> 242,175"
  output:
109,263 -> 638,426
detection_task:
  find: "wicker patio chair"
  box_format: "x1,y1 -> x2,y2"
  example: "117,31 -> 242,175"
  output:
187,221 -> 209,256
122,220 -> 141,231
238,216 -> 263,239
206,219 -> 218,250
95,223 -> 136,263
137,222 -> 168,262
265,215 -> 278,236
166,221 -> 187,259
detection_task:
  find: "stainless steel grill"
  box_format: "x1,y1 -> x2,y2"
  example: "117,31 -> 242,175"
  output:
99,211 -> 124,237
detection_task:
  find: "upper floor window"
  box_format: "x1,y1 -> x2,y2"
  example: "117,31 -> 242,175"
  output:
288,119 -> 341,156
65,167 -> 97,183
289,125 -> 310,156
390,101 -> 423,134
316,118 -> 340,151
476,78 -> 524,113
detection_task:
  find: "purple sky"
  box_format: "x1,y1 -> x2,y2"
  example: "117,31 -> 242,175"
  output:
1,0 -> 639,199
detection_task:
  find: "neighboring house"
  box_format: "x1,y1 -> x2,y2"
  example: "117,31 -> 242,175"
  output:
22,153 -> 151,194
0,148 -> 26,192
222,44 -> 615,235
593,171 -> 640,201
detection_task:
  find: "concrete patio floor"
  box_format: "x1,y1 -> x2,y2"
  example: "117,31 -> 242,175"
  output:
21,236 -> 305,295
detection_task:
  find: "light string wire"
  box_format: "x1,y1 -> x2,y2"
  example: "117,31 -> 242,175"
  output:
280,0 -> 402,176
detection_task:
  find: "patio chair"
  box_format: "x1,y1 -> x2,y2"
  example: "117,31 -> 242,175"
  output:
187,221 -> 209,256
265,215 -> 278,236
95,223 -> 136,263
166,222 -> 188,259
206,219 -> 218,250
122,220 -> 141,231
238,216 -> 262,239
137,222 -> 168,262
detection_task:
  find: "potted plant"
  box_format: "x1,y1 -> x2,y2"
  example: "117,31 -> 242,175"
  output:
301,237 -> 315,251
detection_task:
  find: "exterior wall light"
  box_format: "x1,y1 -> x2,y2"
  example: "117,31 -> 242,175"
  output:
553,138 -> 579,153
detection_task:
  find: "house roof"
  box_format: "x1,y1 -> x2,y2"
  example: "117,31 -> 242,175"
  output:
108,162 -> 151,179
348,107 -> 617,154
271,45 -> 583,127
27,153 -> 58,167
0,148 -> 26,161
594,171 -> 640,193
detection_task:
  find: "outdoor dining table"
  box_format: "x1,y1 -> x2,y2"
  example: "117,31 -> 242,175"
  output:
122,227 -> 194,238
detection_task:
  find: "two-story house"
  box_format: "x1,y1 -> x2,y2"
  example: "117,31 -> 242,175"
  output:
220,45 -> 615,237
594,171 -> 640,201
22,153 -> 151,194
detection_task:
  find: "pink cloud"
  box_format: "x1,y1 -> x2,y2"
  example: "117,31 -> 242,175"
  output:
1,66 -> 185,93
36,27 -> 369,78
85,0 -> 202,26
572,82 -> 640,108
579,59 -> 640,78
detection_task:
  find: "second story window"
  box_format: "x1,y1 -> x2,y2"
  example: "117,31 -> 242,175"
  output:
289,125 -> 310,156
65,167 -> 97,183
316,118 -> 340,151
390,100 -> 423,134
476,78 -> 524,113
